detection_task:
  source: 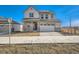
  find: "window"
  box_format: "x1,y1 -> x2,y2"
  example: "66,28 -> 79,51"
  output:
51,24 -> 54,26
51,14 -> 53,18
44,24 -> 46,25
45,14 -> 48,19
41,14 -> 44,19
41,17 -> 43,19
48,24 -> 50,25
29,13 -> 34,17
40,24 -> 43,25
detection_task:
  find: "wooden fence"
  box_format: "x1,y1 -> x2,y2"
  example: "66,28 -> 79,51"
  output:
61,27 -> 79,35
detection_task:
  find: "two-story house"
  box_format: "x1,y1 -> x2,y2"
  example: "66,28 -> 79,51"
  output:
23,6 -> 61,32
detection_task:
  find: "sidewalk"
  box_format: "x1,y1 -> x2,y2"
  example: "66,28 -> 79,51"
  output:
0,36 -> 79,44
40,32 -> 63,36
0,32 -> 63,36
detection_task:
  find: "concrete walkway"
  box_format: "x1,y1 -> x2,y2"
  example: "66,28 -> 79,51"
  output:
40,32 -> 63,36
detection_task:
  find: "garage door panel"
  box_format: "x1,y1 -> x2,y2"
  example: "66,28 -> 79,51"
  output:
40,25 -> 55,32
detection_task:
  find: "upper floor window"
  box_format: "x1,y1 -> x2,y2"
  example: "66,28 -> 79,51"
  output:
51,14 -> 53,18
45,14 -> 48,19
29,13 -> 34,17
40,14 -> 44,19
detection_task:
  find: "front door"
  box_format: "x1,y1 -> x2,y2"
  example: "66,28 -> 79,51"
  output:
33,22 -> 37,31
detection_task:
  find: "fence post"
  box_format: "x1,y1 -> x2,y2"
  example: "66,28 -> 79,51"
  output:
8,18 -> 12,47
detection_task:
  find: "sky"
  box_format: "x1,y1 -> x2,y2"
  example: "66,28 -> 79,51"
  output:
0,5 -> 79,27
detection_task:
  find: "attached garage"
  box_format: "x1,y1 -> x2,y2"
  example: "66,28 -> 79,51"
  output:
40,25 -> 55,32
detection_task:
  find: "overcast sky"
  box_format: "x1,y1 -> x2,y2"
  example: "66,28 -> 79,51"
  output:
0,5 -> 79,27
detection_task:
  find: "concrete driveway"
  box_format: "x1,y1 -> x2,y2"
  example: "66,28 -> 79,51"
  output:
40,32 -> 63,36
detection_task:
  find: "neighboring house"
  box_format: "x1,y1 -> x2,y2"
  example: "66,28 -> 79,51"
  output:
0,17 -> 23,34
23,6 -> 61,32
11,20 -> 23,32
0,17 -> 9,34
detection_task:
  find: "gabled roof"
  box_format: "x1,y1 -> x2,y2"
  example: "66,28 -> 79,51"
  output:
24,6 -> 38,13
0,17 -> 20,24
24,6 -> 53,14
39,10 -> 52,14
11,20 -> 20,24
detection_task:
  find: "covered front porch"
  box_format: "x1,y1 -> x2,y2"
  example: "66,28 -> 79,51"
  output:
23,21 -> 40,32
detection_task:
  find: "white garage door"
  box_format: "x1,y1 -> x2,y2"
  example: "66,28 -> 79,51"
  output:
40,25 -> 55,32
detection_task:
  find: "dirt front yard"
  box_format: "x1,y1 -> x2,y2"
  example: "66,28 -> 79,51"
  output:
0,43 -> 79,54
